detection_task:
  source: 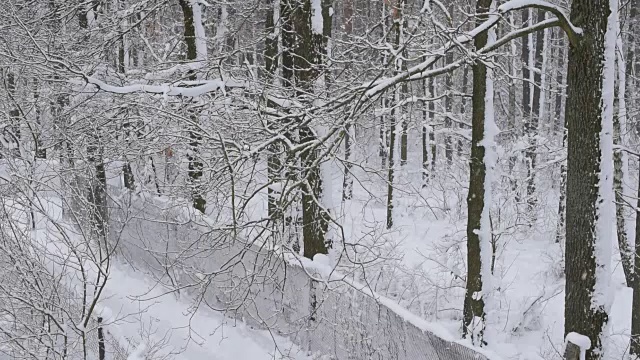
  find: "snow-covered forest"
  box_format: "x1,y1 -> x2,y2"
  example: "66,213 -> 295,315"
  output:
0,0 -> 637,359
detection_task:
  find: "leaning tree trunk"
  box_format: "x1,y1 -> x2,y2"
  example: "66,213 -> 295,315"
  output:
564,0 -> 615,358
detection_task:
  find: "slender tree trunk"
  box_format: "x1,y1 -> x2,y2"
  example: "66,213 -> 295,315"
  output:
179,0 -> 206,213
117,3 -> 135,190
629,1 -> 640,356
379,2 -> 389,170
508,16 -> 518,194
527,9 -> 545,214
398,4 -> 408,168
380,96 -> 389,168
444,52 -> 454,166
554,28 -> 567,244
77,7 -> 109,241
422,65 -> 432,187
555,128 -> 567,244
5,71 -> 20,156
564,0 -> 614,358
554,29 -> 565,135
463,0 -> 493,346
265,0 -> 284,232
632,166 -> 640,355
342,0 -> 354,200
429,76 -> 436,173
387,96 -> 397,229
625,0 -> 638,138
32,79 -> 45,159
459,63 -> 469,158
521,9 -> 532,205
613,47 -> 633,288
385,0 -> 405,229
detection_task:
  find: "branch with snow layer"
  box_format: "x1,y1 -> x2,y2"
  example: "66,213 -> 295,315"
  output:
84,76 -> 244,97
364,0 -> 580,98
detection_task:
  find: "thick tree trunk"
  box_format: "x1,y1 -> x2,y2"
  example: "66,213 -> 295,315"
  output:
463,0 -> 492,346
564,0 -> 613,358
283,0 -> 332,258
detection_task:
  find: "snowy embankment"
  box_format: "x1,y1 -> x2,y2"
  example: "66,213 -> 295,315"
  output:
95,260 -> 311,360
28,193 -> 311,360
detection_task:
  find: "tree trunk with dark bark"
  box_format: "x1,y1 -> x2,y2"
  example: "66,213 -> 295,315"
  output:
463,0 -> 492,346
179,0 -> 206,213
564,1 -> 611,358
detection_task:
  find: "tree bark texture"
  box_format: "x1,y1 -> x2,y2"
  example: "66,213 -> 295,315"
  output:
463,0 -> 492,345
564,1 -> 611,358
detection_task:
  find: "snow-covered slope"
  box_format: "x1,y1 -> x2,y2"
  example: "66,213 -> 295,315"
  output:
97,261 -> 311,360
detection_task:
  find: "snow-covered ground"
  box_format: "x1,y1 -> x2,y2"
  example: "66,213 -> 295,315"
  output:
97,260 -> 311,360
331,145 -> 635,359
15,149 -> 634,360
24,191 -> 311,360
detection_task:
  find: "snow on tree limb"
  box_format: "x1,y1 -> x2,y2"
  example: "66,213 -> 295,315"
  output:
83,76 -> 242,97
363,0 -> 579,99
